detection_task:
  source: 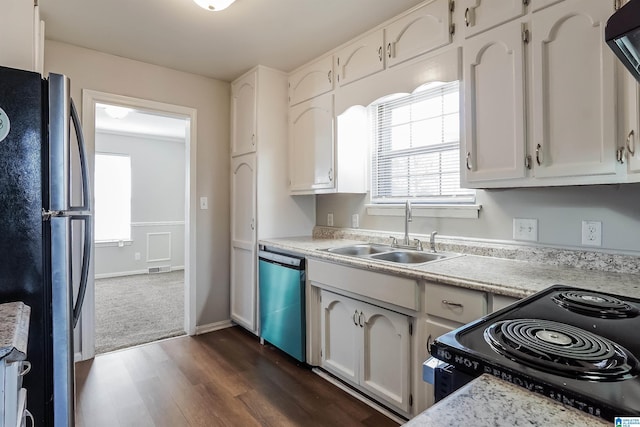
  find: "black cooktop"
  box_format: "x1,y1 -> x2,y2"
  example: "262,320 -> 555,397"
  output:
431,285 -> 640,421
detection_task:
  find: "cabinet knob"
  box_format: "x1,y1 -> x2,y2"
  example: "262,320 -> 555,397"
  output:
535,143 -> 543,166
627,130 -> 636,156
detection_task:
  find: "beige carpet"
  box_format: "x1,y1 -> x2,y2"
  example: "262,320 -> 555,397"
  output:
94,270 -> 185,354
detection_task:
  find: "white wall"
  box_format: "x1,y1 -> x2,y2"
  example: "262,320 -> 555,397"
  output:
94,131 -> 186,277
317,184 -> 640,253
44,40 -> 231,326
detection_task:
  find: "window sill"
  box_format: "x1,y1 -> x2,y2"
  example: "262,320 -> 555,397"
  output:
96,240 -> 133,248
365,204 -> 481,219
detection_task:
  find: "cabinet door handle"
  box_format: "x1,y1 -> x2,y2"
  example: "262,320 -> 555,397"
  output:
442,299 -> 464,308
250,218 -> 255,230
19,361 -> 31,377
251,134 -> 256,146
465,152 -> 472,170
464,8 -> 470,27
617,146 -> 626,164
353,310 -> 359,326
328,70 -> 332,84
378,46 -> 383,62
25,409 -> 35,427
358,311 -> 364,327
427,334 -> 433,355
535,143 -> 543,166
387,42 -> 392,59
328,168 -> 333,182
627,130 -> 636,156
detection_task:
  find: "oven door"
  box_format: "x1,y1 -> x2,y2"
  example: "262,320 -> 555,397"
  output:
423,357 -> 477,403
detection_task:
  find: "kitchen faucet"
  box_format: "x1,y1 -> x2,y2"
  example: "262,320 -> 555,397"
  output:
403,200 -> 412,246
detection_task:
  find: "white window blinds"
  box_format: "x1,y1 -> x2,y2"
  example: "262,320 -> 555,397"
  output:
370,81 -> 474,204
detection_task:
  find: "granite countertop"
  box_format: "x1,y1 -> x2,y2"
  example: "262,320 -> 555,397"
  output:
260,236 -> 640,300
0,301 -> 30,362
403,374 -> 609,427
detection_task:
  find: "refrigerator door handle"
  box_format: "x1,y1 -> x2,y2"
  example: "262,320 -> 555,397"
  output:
70,98 -> 92,212
71,214 -> 92,328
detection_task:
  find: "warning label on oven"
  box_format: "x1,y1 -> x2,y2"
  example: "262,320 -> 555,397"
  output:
617,418 -> 640,426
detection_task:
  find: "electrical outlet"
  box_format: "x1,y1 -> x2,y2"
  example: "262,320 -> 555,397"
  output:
513,218 -> 538,242
134,252 -> 141,261
581,220 -> 602,246
200,196 -> 208,210
327,213 -> 334,227
351,214 -> 359,228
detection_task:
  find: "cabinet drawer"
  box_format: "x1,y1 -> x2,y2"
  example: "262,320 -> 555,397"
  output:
425,282 -> 486,324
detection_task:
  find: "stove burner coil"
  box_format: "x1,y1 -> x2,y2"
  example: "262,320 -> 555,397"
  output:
484,319 -> 639,381
552,290 -> 639,319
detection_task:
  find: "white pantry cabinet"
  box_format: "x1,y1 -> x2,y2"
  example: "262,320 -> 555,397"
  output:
530,0 -> 617,180
230,154 -> 257,331
0,1 -> 42,73
336,30 -> 385,87
288,55 -> 334,106
230,71 -> 257,157
384,0 -> 453,68
321,290 -> 412,414
288,92 -> 335,193
230,66 -> 315,333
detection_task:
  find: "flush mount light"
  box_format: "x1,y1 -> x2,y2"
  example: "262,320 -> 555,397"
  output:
193,0 -> 236,11
101,104 -> 133,120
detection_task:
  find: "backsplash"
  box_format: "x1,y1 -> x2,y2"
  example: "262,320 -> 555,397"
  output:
312,226 -> 640,275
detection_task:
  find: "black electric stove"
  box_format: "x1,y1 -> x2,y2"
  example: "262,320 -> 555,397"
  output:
430,285 -> 640,421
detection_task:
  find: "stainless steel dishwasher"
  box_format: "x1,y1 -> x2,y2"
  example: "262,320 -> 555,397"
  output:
258,246 -> 306,362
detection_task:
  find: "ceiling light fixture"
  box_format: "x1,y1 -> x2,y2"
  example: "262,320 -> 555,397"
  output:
103,105 -> 133,120
193,0 -> 236,12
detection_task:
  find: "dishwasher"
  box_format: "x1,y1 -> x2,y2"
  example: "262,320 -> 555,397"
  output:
258,245 -> 306,362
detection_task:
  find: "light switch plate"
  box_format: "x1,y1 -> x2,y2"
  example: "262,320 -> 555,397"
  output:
200,196 -> 208,210
513,218 -> 538,242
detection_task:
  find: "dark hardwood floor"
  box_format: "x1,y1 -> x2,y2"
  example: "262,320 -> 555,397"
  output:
75,326 -> 400,427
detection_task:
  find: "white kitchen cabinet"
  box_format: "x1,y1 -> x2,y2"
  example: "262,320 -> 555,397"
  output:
491,294 -> 520,312
0,1 -> 42,73
462,20 -> 527,185
460,0 -> 526,38
1,360 -> 31,427
423,319 -> 456,408
336,30 -> 385,87
231,71 -> 257,157
230,154 -> 257,331
530,0 -> 617,180
288,55 -> 334,106
622,77 -> 640,176
385,0 -> 453,68
289,92 -> 335,193
230,66 -> 315,334
529,0 -> 564,13
320,290 -> 411,414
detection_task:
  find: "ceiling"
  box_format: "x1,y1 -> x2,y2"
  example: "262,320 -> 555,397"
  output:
95,103 -> 188,140
40,0 -> 425,82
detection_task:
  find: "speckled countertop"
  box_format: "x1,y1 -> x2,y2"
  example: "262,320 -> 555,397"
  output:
0,301 -> 30,362
403,374 -> 609,427
260,236 -> 640,300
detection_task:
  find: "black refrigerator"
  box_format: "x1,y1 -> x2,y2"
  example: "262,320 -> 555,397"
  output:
0,65 -> 92,426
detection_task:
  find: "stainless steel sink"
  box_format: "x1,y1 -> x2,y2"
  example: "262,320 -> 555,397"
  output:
327,244 -> 393,256
322,243 -> 460,265
370,251 -> 447,264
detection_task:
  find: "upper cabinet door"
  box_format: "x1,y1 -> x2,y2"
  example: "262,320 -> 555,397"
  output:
289,55 -> 334,106
336,30 -> 385,87
385,0 -> 452,68
461,0 -> 526,39
231,71 -> 257,157
529,0 -> 564,13
289,93 -> 335,193
462,20 -> 527,185
530,0 -> 617,179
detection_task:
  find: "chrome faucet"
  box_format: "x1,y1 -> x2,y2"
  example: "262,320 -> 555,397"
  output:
430,231 -> 438,252
403,200 -> 412,246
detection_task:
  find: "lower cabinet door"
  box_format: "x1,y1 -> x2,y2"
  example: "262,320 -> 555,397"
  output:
320,290 -> 360,384
360,303 -> 411,413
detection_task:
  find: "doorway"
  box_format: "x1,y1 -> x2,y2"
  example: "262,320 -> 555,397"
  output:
80,91 -> 198,359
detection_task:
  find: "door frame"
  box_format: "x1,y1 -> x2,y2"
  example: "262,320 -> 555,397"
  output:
79,90 -> 198,360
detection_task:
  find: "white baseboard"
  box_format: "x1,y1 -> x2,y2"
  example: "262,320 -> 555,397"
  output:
95,267 -> 185,279
195,319 -> 234,335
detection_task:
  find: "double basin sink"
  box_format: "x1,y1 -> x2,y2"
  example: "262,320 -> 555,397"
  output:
323,243 -> 460,265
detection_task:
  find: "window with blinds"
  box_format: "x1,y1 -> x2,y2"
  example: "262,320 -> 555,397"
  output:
370,81 -> 474,204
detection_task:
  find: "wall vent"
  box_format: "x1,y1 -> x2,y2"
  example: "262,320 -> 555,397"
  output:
148,266 -> 171,274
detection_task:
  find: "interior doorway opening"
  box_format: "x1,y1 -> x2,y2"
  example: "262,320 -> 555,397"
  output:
79,91 -> 198,359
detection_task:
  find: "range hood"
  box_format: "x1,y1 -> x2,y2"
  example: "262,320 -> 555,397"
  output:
606,0 -> 640,83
